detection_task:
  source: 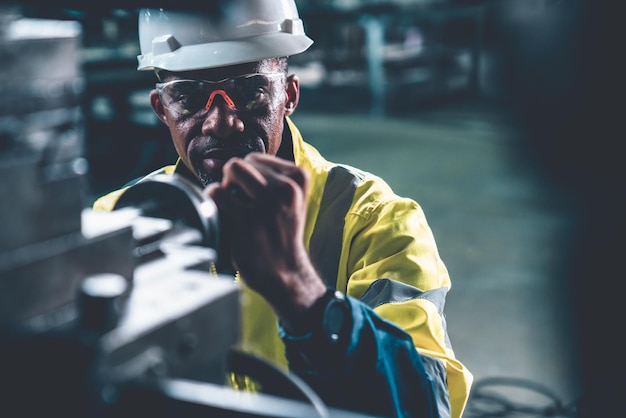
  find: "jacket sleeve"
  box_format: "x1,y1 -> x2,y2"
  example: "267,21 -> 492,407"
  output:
280,296 -> 442,418
334,187 -> 472,418
297,175 -> 471,418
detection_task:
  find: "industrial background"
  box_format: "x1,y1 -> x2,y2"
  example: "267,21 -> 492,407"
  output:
2,1 -> 623,417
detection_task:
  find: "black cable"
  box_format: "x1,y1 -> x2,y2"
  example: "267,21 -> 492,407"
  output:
227,348 -> 330,418
464,376 -> 578,417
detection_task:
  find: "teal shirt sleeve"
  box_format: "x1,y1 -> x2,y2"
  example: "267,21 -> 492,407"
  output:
280,296 -> 442,418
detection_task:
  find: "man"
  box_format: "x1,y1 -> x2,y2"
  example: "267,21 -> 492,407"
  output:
94,3 -> 472,417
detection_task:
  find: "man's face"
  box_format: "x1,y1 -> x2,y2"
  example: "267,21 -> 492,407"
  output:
150,60 -> 298,186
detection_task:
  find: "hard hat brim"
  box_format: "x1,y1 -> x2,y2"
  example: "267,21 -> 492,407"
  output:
137,32 -> 314,72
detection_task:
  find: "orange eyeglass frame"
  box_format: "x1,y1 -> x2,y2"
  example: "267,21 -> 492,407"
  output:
205,89 -> 236,110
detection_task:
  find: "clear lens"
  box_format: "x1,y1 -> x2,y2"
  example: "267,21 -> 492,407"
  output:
156,73 -> 283,116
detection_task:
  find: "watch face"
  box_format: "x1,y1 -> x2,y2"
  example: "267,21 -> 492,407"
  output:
323,296 -> 348,342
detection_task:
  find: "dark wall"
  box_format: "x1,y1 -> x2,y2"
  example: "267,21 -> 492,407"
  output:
488,2 -> 625,416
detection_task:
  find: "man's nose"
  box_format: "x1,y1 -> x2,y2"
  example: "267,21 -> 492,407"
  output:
201,91 -> 244,137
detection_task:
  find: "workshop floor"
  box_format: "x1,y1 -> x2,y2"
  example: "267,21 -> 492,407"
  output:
291,95 -> 581,417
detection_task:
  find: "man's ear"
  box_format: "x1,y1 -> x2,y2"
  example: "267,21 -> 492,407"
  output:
284,74 -> 300,116
150,89 -> 168,124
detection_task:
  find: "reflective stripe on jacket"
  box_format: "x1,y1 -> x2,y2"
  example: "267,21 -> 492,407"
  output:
92,116 -> 473,418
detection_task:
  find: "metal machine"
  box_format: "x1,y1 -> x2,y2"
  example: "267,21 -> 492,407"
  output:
0,8 -> 379,418
0,7 -> 237,415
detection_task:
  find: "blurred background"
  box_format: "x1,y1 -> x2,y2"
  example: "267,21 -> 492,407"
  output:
2,0 -> 624,416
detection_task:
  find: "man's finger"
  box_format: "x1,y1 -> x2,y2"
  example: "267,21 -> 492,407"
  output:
245,153 -> 309,190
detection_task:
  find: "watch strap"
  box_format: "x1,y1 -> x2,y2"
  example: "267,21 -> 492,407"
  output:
280,288 -> 352,370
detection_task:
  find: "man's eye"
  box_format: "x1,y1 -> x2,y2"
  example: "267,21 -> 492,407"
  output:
175,93 -> 205,110
243,87 -> 269,104
171,90 -> 191,103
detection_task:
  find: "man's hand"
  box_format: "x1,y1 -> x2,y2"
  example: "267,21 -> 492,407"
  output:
205,152 -> 326,330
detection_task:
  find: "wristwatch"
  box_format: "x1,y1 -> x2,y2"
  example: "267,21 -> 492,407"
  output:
281,288 -> 352,368
308,288 -> 351,344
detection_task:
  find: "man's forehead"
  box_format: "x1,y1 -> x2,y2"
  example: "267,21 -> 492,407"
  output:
159,60 -> 276,81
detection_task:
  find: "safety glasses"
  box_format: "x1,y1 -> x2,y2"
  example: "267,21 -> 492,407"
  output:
156,72 -> 285,116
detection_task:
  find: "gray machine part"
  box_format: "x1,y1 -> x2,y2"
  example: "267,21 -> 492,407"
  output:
0,8 -> 382,418
0,9 -> 239,416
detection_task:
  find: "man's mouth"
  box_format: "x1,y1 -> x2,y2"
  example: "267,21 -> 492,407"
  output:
198,149 -> 248,172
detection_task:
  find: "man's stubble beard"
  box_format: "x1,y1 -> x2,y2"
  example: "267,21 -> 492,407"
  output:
195,165 -> 220,187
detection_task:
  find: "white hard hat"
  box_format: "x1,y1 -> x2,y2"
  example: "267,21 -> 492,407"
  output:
137,1 -> 314,72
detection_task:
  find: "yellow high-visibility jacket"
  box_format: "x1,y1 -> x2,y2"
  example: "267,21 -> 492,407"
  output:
93,116 -> 472,418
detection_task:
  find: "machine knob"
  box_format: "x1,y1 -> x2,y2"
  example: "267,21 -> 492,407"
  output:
78,273 -> 129,333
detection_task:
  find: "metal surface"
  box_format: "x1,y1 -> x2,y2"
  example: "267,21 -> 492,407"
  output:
114,173 -> 220,251
0,10 -> 238,416
0,14 -> 85,251
0,9 -> 385,418
112,378 -> 384,417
